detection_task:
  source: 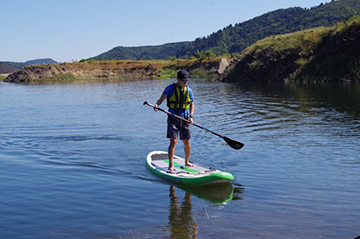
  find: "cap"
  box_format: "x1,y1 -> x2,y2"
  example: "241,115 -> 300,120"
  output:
177,70 -> 190,82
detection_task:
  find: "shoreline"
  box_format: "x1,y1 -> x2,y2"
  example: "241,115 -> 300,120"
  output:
2,58 -> 224,83
0,74 -> 9,81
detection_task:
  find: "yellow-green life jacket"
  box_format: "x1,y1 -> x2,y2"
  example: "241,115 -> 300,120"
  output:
167,83 -> 191,113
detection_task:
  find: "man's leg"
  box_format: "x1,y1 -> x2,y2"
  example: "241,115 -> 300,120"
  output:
183,139 -> 194,167
168,137 -> 177,171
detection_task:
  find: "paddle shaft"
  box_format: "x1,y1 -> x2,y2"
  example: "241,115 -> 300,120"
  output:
143,101 -> 244,150
145,101 -> 222,137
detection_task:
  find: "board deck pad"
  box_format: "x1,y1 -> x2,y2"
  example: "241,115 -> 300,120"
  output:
151,152 -> 212,174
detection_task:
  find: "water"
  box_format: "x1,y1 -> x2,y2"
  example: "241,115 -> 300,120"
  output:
0,80 -> 359,239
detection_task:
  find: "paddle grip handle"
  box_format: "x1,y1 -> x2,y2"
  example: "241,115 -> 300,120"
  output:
143,101 -> 192,123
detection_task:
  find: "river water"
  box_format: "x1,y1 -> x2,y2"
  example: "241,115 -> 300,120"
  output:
0,79 -> 359,239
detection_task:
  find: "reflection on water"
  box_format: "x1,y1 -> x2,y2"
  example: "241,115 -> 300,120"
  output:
179,183 -> 240,204
192,81 -> 360,147
233,82 -> 360,118
167,185 -> 198,239
164,183 -> 244,238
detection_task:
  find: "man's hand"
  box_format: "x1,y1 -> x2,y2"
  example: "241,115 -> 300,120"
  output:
154,94 -> 167,112
189,116 -> 194,124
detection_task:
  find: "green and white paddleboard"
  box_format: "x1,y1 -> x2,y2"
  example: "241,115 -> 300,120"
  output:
146,151 -> 233,186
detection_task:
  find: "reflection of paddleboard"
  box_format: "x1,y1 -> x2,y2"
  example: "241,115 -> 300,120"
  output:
179,183 -> 234,204
146,151 -> 233,186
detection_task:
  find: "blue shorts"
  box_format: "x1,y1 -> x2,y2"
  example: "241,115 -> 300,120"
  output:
167,116 -> 191,140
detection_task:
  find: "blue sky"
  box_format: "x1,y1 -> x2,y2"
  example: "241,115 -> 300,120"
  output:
1,0 -> 326,62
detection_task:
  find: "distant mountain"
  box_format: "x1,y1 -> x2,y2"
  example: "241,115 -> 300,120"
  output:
91,42 -> 189,61
91,0 -> 360,60
0,62 -> 23,74
0,58 -> 57,74
24,58 -> 57,66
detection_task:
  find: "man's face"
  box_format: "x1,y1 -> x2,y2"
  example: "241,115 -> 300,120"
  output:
178,79 -> 188,88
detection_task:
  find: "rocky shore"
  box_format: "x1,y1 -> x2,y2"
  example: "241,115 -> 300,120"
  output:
3,58 -> 227,83
3,61 -> 161,83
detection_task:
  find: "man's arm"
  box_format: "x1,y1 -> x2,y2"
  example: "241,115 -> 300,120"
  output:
154,94 -> 167,111
189,101 -> 194,124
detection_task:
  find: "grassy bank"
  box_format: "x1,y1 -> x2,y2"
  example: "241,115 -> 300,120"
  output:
80,57 -> 224,79
224,15 -> 360,82
4,57 -> 226,83
0,74 -> 8,81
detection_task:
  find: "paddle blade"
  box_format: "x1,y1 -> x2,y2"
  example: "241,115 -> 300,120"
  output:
223,136 -> 244,150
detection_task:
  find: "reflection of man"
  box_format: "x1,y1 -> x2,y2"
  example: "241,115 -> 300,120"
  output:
168,185 -> 198,238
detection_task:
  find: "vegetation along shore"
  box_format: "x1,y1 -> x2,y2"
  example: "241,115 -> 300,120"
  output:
222,15 -> 360,83
3,57 -> 226,83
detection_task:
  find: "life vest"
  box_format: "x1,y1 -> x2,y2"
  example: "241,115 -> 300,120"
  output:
167,83 -> 191,113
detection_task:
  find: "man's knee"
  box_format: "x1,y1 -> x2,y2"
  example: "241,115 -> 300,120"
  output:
170,137 -> 177,147
183,139 -> 190,146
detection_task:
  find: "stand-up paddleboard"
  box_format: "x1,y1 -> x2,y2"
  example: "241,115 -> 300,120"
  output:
146,151 -> 233,186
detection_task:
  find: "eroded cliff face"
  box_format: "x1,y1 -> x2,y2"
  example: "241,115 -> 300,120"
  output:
4,62 -> 160,83
221,20 -> 360,83
3,58 -> 228,83
221,49 -> 302,83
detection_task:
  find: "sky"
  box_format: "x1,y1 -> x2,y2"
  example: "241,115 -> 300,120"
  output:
0,0 -> 327,63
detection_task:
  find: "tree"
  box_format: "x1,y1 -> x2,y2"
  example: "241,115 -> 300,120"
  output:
204,49 -> 216,59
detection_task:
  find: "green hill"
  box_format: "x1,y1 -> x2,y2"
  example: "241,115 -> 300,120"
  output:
222,15 -> 360,83
91,0 -> 360,60
0,58 -> 57,74
90,42 -> 189,61
179,0 -> 360,57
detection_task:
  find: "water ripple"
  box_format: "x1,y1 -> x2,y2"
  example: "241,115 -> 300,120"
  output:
1,80 -> 360,238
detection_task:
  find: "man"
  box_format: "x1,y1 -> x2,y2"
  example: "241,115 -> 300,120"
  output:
154,70 -> 195,172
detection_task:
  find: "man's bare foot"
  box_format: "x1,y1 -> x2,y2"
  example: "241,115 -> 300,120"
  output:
185,162 -> 194,167
168,166 -> 176,171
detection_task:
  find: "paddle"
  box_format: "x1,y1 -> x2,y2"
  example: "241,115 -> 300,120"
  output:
143,101 -> 244,150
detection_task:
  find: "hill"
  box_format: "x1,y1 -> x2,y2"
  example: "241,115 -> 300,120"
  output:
91,0 -> 360,60
179,0 -> 360,57
221,15 -> 360,83
0,58 -> 57,74
91,42 -> 189,61
24,58 -> 57,65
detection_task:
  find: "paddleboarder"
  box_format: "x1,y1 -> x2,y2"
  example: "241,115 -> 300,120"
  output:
154,70 -> 195,172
